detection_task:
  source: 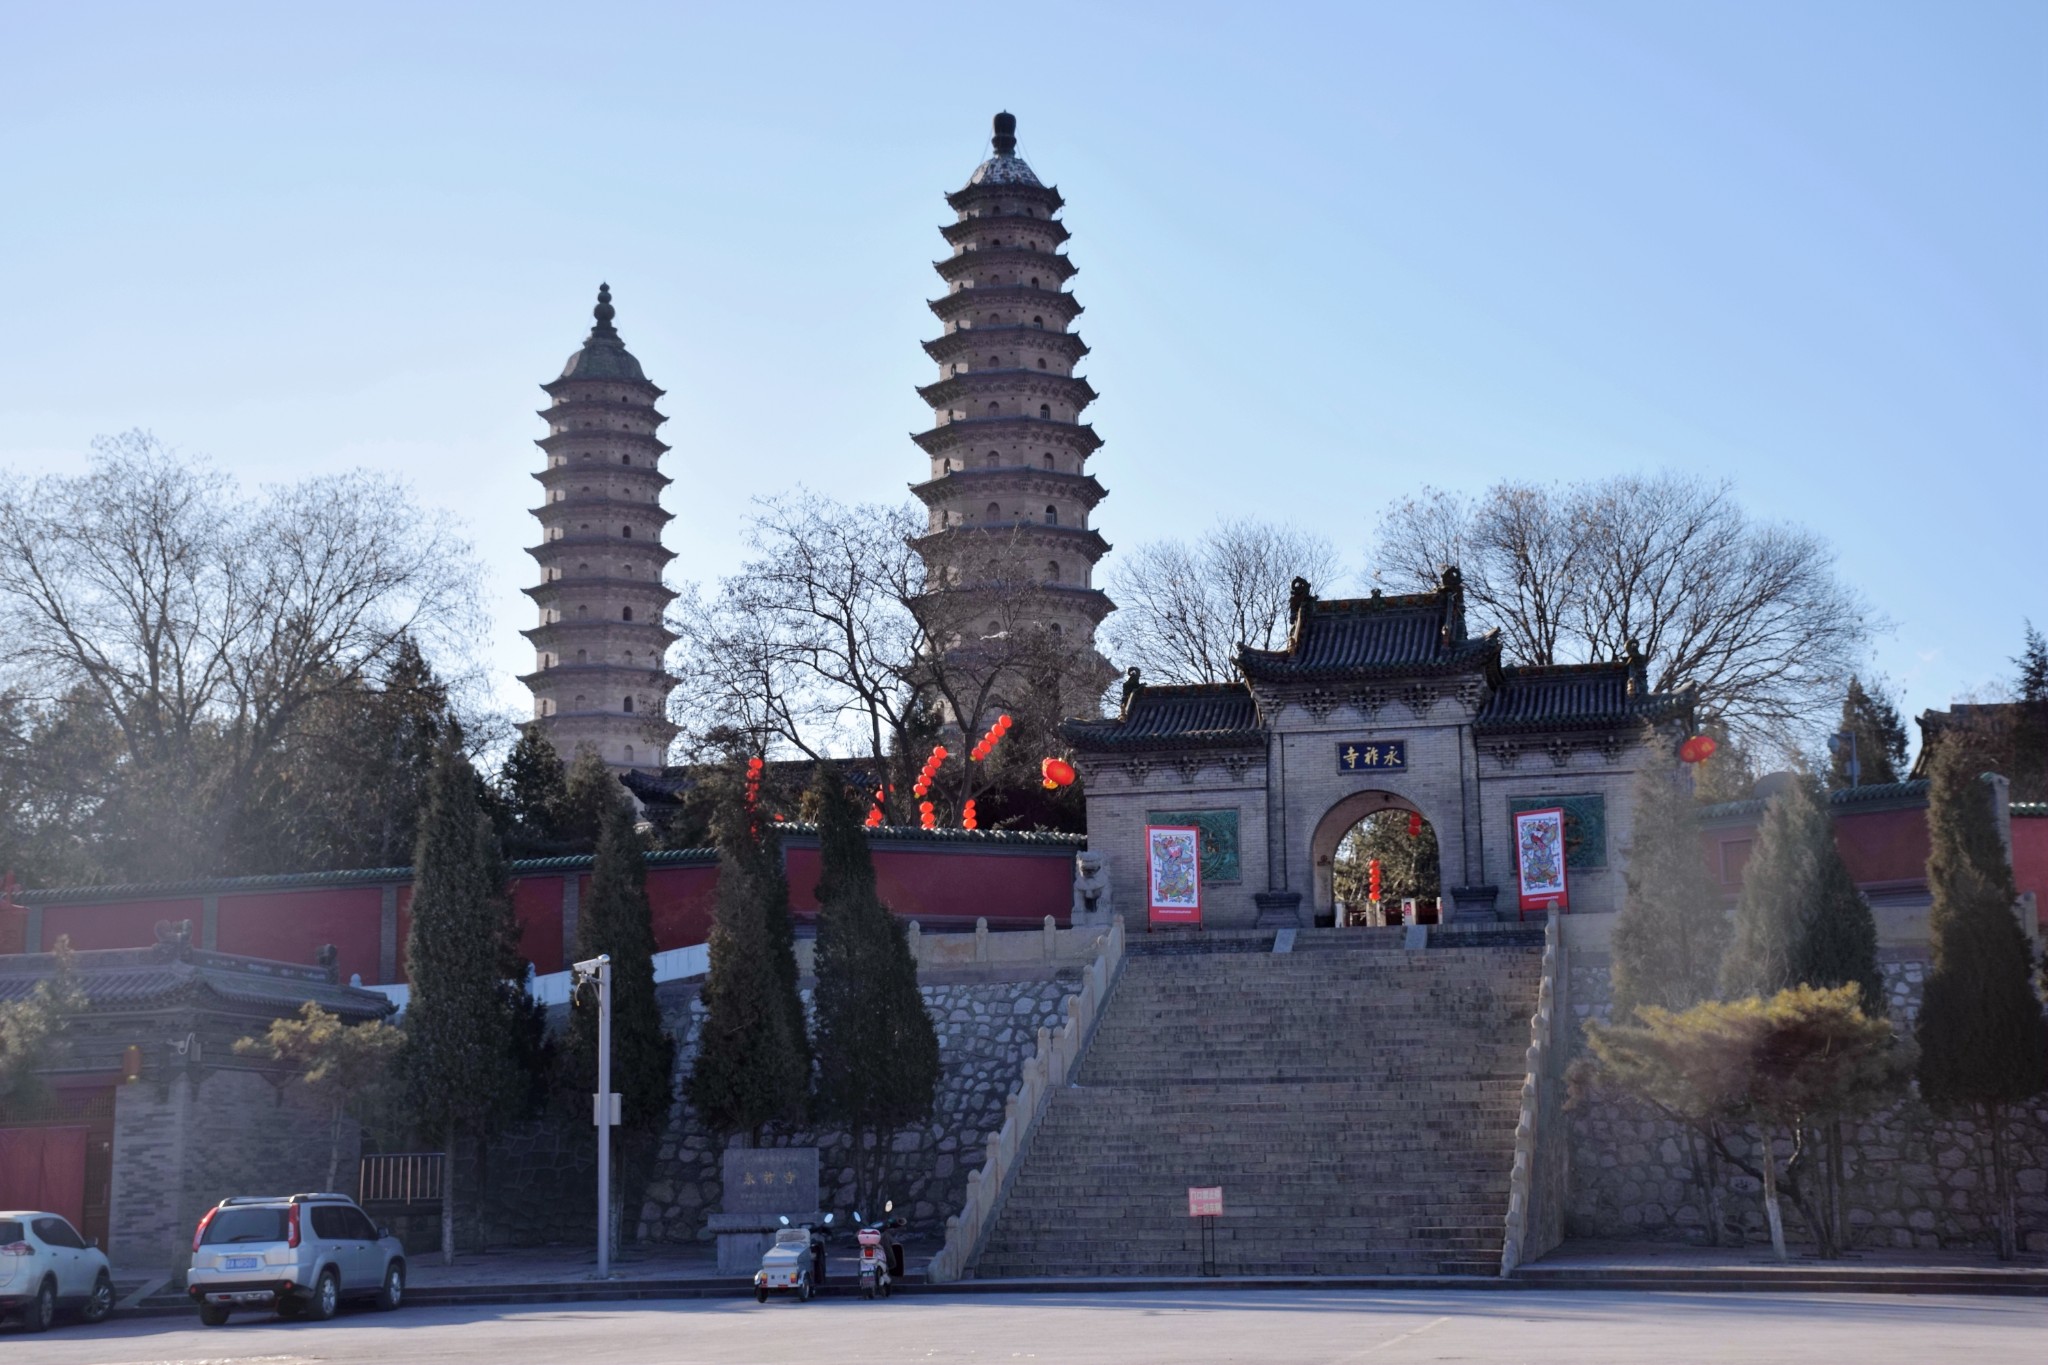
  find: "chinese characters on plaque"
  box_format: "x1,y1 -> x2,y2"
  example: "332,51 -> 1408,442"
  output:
1337,740 -> 1407,773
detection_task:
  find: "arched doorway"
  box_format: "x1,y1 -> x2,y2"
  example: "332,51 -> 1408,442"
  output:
1309,790 -> 1445,925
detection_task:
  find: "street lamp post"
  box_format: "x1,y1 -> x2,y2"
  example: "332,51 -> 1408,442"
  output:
572,954 -> 617,1279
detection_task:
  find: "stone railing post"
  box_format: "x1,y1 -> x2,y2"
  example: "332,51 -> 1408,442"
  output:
925,913 -> 1128,1282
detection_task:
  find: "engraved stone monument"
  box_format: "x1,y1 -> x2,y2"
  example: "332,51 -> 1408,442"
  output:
708,1146 -> 821,1273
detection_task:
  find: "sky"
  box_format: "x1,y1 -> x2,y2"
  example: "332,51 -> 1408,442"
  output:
3,1 -> 2042,752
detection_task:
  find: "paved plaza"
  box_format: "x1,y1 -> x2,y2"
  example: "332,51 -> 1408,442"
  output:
20,1289 -> 2046,1364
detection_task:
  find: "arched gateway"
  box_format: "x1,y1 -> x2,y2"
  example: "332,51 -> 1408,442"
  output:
1063,571 -> 1694,928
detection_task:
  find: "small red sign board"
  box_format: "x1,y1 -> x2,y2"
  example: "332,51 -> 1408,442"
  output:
1187,1185 -> 1223,1218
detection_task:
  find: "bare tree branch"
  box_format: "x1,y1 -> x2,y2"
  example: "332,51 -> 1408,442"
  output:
1103,519 -> 1344,685
1371,473 -> 1878,748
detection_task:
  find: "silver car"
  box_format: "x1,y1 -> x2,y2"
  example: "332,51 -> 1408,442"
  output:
0,1211 -> 115,1332
184,1193 -> 405,1326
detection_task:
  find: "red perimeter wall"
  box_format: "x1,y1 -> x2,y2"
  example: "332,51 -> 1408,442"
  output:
1707,803 -> 2047,931
8,835 -> 1077,985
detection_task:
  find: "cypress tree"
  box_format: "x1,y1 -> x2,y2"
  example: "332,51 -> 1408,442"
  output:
685,789 -> 808,1144
1826,677 -> 1908,790
1915,743 -> 2048,1260
1721,772 -> 1883,1013
561,745 -> 621,851
565,795 -> 675,1248
500,726 -> 570,851
1612,737 -> 1730,1020
808,763 -> 940,1210
569,797 -> 676,1131
402,741 -> 526,1265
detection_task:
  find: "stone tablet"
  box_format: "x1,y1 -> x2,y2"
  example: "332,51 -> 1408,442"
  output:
721,1147 -> 820,1217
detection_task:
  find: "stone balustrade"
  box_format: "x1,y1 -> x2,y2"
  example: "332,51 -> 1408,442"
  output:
926,917 -> 1126,1283
1501,907 -> 1568,1274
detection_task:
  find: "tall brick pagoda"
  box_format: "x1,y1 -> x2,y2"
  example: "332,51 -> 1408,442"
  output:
910,112 -> 1116,712
520,284 -> 679,771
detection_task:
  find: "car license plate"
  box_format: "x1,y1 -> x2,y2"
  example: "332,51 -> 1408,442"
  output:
226,1256 -> 260,1270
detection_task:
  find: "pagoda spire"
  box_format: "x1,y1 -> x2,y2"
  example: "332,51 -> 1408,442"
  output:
907,114 -> 1117,718
519,284 -> 680,771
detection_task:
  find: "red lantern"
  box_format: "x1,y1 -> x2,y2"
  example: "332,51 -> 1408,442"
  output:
1368,859 -> 1383,903
1041,757 -> 1076,789
1679,734 -> 1718,764
962,799 -> 978,831
1407,811 -> 1423,839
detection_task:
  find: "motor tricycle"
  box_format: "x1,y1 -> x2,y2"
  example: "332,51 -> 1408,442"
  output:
753,1213 -> 831,1303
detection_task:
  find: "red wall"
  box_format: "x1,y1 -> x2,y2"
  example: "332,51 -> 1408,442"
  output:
2014,816 -> 2048,930
215,886 -> 383,987
10,838 -> 1080,983
646,865 -> 720,957
1831,807 -> 1932,887
41,896 -> 205,951
783,845 -> 1071,930
511,876 -> 566,976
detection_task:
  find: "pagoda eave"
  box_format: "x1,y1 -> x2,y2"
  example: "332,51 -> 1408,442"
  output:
541,374 -> 664,400
922,327 -> 1089,365
914,372 -> 1097,409
525,538 -> 680,563
534,466 -> 674,490
535,429 -> 671,456
910,523 -> 1112,561
530,496 -> 676,522
932,251 -> 1079,285
942,216 -> 1069,247
522,575 -> 680,602
909,468 -> 1107,507
929,289 -> 1083,325
912,416 -> 1103,456
946,182 -> 1064,213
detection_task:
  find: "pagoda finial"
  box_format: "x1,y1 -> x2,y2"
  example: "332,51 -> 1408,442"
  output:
591,282 -> 617,338
992,111 -> 1017,157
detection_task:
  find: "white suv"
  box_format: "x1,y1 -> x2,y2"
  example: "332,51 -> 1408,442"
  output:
0,1211 -> 115,1332
185,1193 -> 405,1326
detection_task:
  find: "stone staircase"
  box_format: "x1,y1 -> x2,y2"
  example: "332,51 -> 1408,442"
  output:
972,928 -> 1542,1277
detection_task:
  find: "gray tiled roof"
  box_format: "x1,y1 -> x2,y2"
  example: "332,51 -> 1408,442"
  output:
1237,592 -> 1498,682
1063,683 -> 1263,753
0,945 -> 392,1020
1475,662 -> 1693,733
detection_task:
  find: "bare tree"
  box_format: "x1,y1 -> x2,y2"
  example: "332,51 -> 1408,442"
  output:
1372,473 -> 1875,747
0,431 -> 482,876
669,492 -> 1095,821
1103,519 -> 1343,685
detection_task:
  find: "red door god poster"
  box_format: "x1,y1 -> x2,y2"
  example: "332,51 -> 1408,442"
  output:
1514,805 -> 1569,916
1145,824 -> 1202,927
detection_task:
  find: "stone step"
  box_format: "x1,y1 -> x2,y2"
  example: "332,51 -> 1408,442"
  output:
966,944 -> 1538,1279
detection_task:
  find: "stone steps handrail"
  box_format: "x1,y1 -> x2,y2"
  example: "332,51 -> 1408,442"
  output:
926,916 -> 1126,1283
1500,907 -> 1566,1275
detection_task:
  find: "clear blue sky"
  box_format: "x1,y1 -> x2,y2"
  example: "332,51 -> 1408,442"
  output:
4,1 -> 2042,744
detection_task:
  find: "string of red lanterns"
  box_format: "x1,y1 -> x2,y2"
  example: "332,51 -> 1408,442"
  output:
969,715 -> 1011,763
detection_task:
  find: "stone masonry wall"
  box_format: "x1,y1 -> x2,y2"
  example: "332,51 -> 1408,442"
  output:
1567,954 -> 2048,1253
111,1068 -> 354,1273
465,973 -> 1076,1249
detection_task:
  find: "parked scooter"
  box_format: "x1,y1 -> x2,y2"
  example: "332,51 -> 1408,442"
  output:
852,1201 -> 906,1299
754,1213 -> 833,1303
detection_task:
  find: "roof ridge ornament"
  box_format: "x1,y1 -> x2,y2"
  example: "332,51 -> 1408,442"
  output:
591,282 -> 619,341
